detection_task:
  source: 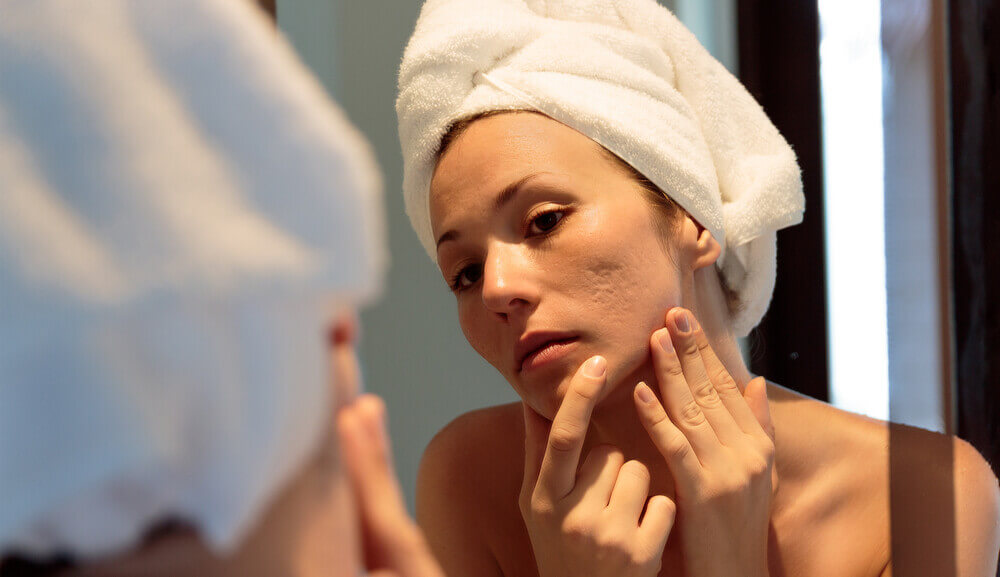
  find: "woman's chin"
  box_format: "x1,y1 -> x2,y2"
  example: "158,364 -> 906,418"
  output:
511,347 -> 648,417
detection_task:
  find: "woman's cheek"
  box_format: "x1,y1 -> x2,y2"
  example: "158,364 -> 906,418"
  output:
458,304 -> 507,376
584,262 -> 679,388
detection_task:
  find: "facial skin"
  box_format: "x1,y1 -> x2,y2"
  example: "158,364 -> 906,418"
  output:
430,112 -> 726,420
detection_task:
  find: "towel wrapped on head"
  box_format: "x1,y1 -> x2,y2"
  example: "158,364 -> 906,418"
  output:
396,0 -> 805,336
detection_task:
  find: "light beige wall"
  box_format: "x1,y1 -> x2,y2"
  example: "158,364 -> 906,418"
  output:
676,0 -> 738,73
277,0 -> 515,511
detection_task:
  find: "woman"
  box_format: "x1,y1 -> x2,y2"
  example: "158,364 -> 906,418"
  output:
395,1 -> 1000,576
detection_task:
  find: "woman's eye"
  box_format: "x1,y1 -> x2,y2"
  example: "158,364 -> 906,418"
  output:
451,264 -> 483,291
528,210 -> 564,235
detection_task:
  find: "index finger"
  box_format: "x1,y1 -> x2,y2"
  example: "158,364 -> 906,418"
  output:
689,318 -> 765,438
536,355 -> 607,501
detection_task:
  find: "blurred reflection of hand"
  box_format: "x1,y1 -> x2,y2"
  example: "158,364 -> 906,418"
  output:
330,318 -> 445,577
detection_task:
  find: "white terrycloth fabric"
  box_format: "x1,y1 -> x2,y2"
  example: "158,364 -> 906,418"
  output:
0,0 -> 385,560
397,0 -> 805,336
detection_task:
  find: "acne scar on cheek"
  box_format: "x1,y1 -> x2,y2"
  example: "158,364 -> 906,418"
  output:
577,257 -> 632,309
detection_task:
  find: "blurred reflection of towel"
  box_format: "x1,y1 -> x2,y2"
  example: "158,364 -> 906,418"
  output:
0,0 -> 385,560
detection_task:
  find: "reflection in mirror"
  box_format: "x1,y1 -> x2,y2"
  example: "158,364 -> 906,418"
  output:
390,1 -> 999,576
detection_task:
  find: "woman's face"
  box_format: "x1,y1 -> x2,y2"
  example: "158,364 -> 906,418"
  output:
430,112 -> 695,417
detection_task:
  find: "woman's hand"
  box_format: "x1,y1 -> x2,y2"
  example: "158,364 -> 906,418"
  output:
632,308 -> 776,577
520,356 -> 676,577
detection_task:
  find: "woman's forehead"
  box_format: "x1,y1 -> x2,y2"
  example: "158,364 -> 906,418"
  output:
429,113 -> 608,224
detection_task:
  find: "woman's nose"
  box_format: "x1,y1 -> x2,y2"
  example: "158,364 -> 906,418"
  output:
481,245 -> 537,319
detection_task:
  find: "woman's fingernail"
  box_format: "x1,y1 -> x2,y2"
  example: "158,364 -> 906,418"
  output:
584,355 -> 607,378
636,382 -> 656,404
657,328 -> 674,353
673,311 -> 691,334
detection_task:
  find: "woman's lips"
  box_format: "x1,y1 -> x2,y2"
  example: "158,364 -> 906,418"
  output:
520,337 -> 580,373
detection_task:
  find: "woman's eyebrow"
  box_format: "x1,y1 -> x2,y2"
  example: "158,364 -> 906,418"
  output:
492,172 -> 549,212
435,172 -> 552,249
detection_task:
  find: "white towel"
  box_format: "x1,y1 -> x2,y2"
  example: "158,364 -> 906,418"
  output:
396,0 -> 804,336
0,0 -> 385,559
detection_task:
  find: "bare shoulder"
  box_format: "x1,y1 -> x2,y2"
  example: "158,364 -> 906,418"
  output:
951,434 -> 1000,576
418,402 -> 525,505
882,422 -> 1000,576
767,384 -> 999,576
765,386 -> 894,576
416,403 -> 526,577
421,402 -> 524,469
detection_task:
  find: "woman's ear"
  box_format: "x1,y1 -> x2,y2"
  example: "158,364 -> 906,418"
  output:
692,227 -> 722,270
679,215 -> 722,271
